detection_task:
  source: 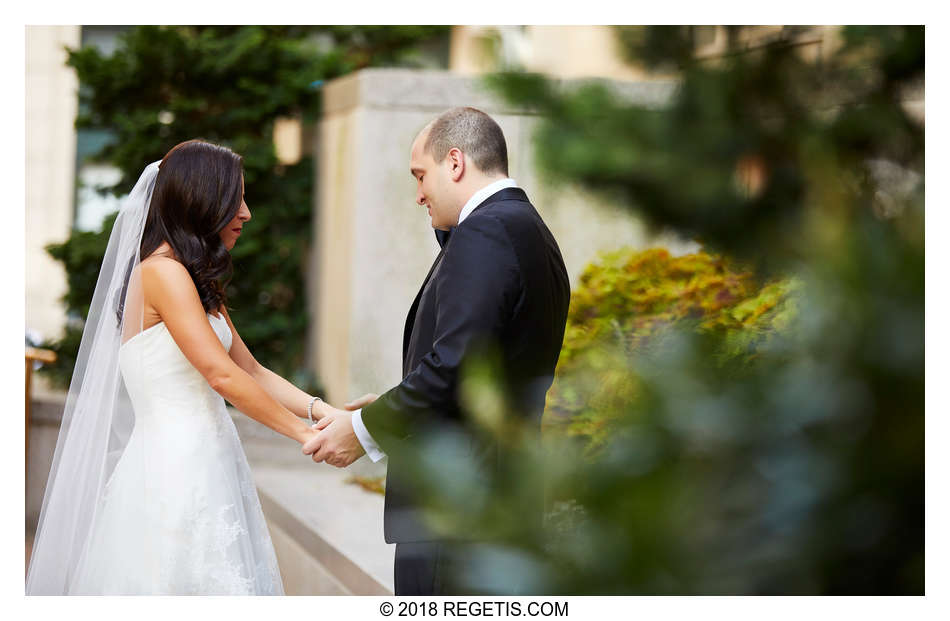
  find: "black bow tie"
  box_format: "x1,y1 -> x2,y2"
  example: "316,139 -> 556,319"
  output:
434,228 -> 456,249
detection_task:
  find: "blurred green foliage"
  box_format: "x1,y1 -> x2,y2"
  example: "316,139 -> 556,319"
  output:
546,248 -> 799,455
399,26 -> 923,594
40,25 -> 449,391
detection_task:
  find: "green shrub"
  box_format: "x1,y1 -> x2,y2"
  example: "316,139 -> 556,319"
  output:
546,247 -> 798,454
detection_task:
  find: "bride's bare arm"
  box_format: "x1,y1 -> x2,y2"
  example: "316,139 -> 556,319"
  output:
219,307 -> 322,421
142,258 -> 315,444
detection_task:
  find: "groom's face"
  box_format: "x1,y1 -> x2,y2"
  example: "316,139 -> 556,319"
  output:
410,131 -> 457,230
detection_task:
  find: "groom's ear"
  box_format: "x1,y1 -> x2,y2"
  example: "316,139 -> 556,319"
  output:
447,147 -> 465,182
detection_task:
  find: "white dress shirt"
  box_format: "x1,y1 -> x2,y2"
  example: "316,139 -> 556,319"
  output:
351,178 -> 519,462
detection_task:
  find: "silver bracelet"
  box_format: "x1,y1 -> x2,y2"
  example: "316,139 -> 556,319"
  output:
307,396 -> 322,425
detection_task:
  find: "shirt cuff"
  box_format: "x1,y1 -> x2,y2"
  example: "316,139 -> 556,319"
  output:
352,408 -> 386,463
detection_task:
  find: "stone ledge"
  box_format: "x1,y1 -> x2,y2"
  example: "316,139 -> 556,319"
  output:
321,67 -> 679,117
28,389 -> 66,425
259,489 -> 389,595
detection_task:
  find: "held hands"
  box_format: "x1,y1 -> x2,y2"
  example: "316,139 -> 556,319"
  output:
344,393 -> 379,411
300,394 -> 378,468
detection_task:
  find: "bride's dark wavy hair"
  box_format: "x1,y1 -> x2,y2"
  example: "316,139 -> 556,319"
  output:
139,139 -> 244,315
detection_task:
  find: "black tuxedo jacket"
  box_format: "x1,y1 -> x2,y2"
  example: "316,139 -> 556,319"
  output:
361,187 -> 570,543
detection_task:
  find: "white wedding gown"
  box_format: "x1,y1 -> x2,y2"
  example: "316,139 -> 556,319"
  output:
68,312 -> 284,595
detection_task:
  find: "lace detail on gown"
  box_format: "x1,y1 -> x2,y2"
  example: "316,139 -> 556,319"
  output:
68,313 -> 284,595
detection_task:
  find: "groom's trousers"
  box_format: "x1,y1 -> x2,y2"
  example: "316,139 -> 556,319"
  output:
394,541 -> 530,596
394,542 -> 446,595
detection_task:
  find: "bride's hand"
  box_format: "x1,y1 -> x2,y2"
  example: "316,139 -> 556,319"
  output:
344,393 -> 379,411
309,397 -> 337,421
304,408 -> 365,467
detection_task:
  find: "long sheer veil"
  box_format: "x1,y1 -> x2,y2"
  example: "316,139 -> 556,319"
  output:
26,161 -> 160,594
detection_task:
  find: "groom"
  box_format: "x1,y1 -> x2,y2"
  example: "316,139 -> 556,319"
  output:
303,107 -> 570,595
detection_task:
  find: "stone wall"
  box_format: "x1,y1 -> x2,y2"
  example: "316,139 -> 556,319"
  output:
25,26 -> 80,345
26,393 -> 66,529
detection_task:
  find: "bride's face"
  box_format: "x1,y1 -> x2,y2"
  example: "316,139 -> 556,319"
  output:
219,176 -> 250,251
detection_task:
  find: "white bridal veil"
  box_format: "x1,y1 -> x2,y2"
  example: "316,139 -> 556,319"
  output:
26,162 -> 160,594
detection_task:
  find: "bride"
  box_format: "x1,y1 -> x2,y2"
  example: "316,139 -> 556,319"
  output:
26,140 -> 323,595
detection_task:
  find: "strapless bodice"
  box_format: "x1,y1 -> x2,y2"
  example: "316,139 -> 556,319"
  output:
118,312 -> 233,424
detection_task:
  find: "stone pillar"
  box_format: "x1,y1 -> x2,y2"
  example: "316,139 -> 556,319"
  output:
25,26 -> 81,344
310,68 -> 696,410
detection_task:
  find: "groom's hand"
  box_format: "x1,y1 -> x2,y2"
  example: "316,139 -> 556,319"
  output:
344,393 -> 379,410
301,409 -> 366,468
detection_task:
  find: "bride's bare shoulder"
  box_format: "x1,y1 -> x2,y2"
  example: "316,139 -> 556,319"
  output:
140,255 -> 185,274
139,256 -> 194,295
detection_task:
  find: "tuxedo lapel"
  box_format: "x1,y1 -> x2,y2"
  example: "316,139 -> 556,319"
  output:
400,191 -> 525,364
403,246 -> 446,363
399,190 -> 525,365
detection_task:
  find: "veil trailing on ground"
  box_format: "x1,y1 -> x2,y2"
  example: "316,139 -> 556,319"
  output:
26,162 -> 160,594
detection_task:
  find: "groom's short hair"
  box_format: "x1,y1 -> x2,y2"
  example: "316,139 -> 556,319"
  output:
423,107 -> 509,176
